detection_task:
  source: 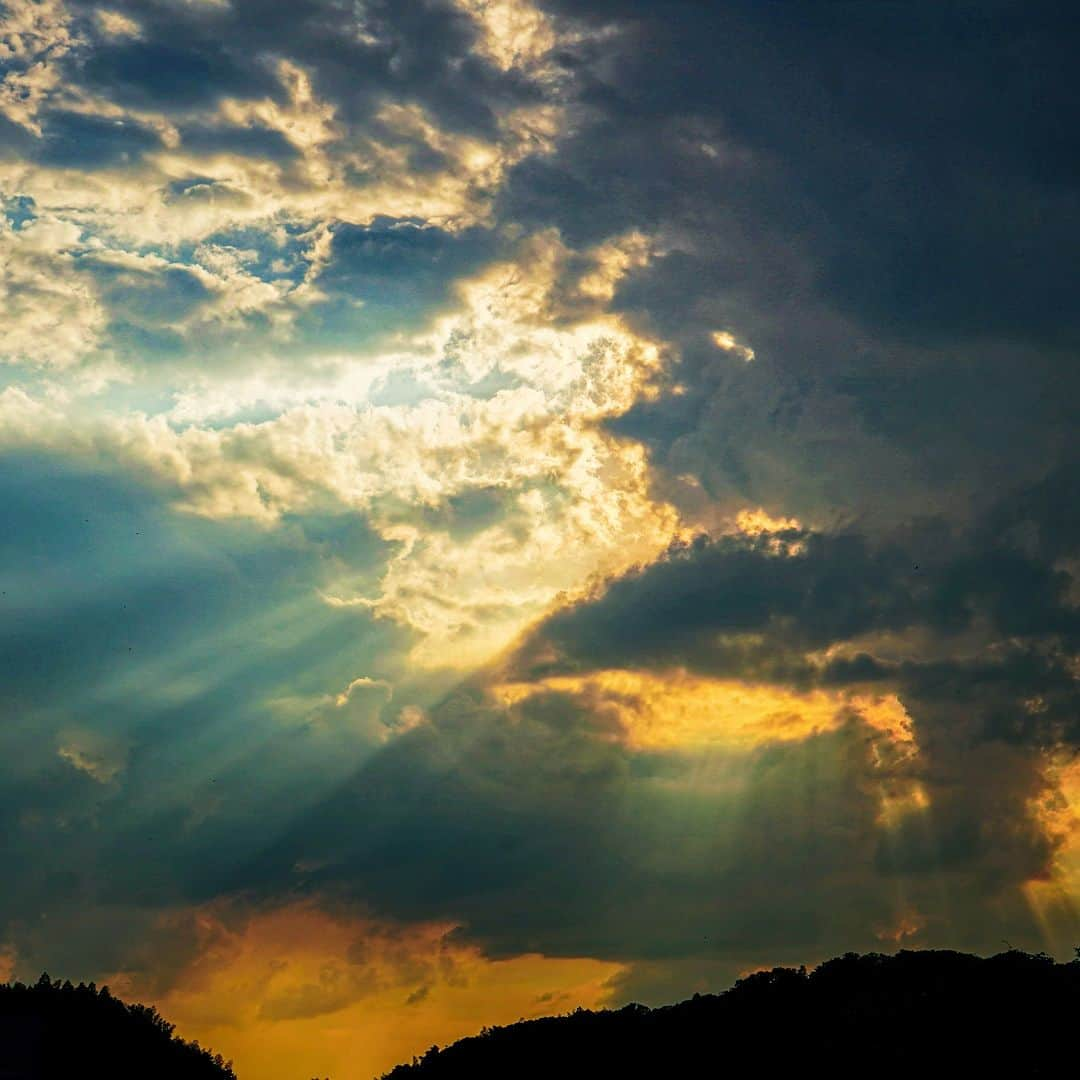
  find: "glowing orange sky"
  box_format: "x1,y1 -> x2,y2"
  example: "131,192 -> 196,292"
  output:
111,903 -> 621,1080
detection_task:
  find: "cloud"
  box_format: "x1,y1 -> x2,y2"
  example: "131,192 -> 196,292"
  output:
0,943 -> 17,983
93,9 -> 141,40
710,330 -> 754,363
202,468 -> 1074,997
0,0 -> 81,135
267,675 -> 398,744
105,900 -> 619,1080
0,0 -> 1078,1047
334,676 -> 392,709
0,213 -> 108,368
491,2 -> 1080,540
57,728 -> 129,783
490,669 -> 916,754
0,228 -> 683,664
0,0 -> 581,265
244,689 -> 956,989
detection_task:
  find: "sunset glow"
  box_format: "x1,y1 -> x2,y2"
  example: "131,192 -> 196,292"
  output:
1,1 -> 1077,1077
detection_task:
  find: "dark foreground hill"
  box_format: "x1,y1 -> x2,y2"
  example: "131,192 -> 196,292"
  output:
0,974 -> 234,1080
384,949 -> 1080,1079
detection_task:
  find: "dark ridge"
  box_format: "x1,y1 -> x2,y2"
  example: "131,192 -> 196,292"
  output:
382,949 -> 1080,1079
0,973 -> 234,1079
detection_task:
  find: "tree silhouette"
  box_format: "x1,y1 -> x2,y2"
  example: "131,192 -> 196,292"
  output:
379,948 -> 1080,1080
0,974 -> 235,1078
7,949 -> 1080,1079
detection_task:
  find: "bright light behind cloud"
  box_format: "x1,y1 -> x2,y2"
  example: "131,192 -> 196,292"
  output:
1,227 -> 682,665
2,2 -> 1079,1076
108,902 -> 621,1080
492,669 -> 916,753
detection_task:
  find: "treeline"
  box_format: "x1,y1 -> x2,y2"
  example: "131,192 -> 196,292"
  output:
6,949 -> 1079,1078
382,949 -> 1080,1079
0,972 -> 234,1079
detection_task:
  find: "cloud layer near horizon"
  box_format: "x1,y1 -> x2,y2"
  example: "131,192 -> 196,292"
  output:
1,1 -> 1079,1077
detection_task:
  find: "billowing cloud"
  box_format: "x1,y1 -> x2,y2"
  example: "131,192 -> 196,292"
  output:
0,3 -> 1078,1076
1,227 -> 682,663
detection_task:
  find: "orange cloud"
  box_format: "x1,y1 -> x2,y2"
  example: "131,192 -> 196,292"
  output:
0,943 -> 16,984
492,668 -> 916,753
734,507 -> 801,536
1023,755 -> 1080,951
874,909 -> 926,945
109,902 -> 621,1080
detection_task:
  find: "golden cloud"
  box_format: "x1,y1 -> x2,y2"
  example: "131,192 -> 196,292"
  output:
109,901 -> 621,1080
1023,755 -> 1080,952
492,668 -> 917,752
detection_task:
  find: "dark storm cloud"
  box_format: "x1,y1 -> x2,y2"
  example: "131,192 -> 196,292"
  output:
227,462 -> 1080,995
495,1 -> 1080,527
245,689 -> 900,967
510,529 -> 925,680
526,0 -> 1080,341
238,669 -> 1064,1001
511,522 -> 1077,695
508,462 -> 1080,740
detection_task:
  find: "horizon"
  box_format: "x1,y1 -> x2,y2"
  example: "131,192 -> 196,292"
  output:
1,1 -> 1078,1078
5,945 -> 1080,1078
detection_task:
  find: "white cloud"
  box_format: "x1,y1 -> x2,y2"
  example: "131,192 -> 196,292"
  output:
0,0 -> 80,134
0,2 -> 684,667
0,215 -> 108,367
0,231 -> 685,665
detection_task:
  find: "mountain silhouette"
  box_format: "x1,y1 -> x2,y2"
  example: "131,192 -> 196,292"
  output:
383,949 -> 1080,1079
0,973 -> 234,1079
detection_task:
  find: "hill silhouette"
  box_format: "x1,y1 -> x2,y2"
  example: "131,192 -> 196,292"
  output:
383,949 -> 1080,1079
0,973 -> 234,1079
4,950 -> 1078,1078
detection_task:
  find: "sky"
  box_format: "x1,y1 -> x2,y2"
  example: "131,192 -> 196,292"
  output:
1,0 -> 1078,1076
